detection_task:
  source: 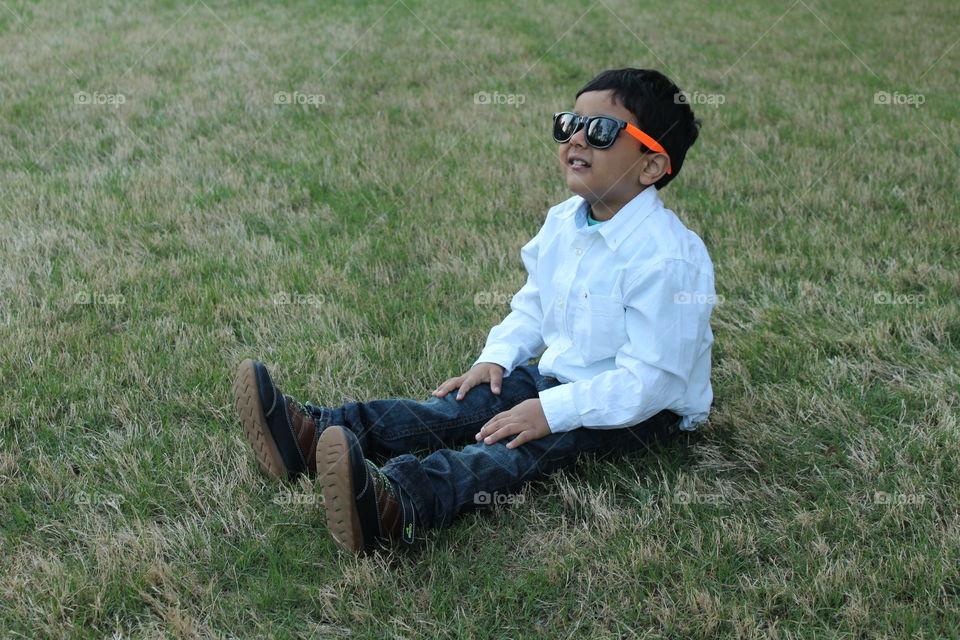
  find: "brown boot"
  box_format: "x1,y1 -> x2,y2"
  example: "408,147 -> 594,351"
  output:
316,425 -> 404,554
232,359 -> 322,480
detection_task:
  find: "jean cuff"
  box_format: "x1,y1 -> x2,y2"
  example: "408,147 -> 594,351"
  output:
380,462 -> 419,544
313,404 -> 335,430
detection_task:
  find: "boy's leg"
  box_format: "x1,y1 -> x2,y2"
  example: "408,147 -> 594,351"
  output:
379,403 -> 683,538
313,360 -> 548,460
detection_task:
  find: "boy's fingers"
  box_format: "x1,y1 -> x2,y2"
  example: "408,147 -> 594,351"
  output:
456,381 -> 473,400
490,370 -> 503,394
476,418 -> 496,440
505,432 -> 529,449
433,376 -> 463,396
477,412 -> 504,439
474,422 -> 491,440
483,423 -> 518,445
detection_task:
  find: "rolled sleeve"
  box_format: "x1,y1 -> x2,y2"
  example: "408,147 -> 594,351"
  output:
538,383 -> 580,433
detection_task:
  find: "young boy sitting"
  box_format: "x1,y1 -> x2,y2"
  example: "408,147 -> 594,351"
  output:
232,67 -> 716,555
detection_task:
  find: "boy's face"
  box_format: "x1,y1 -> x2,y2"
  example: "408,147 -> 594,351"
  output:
558,89 -> 662,215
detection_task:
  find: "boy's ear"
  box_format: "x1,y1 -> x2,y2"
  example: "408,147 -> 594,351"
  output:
638,152 -> 670,186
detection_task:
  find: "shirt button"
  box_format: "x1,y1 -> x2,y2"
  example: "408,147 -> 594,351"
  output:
558,300 -> 565,309
575,247 -> 583,256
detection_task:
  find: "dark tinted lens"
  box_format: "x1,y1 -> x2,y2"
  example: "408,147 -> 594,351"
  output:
553,113 -> 578,142
585,117 -> 620,148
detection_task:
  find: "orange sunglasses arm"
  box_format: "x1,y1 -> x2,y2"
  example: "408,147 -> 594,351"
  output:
624,123 -> 672,174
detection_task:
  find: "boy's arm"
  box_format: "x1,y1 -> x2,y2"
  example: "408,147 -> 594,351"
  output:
472,227 -> 546,376
538,258 -> 715,432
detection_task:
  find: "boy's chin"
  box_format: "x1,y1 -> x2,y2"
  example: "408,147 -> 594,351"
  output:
565,180 -> 596,202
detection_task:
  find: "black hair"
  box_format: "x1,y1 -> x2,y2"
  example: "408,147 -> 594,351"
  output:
576,68 -> 700,190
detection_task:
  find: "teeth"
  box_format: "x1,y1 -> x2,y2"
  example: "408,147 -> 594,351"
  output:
570,159 -> 588,167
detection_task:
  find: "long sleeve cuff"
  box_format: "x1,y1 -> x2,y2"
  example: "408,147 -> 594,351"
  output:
538,383 -> 582,433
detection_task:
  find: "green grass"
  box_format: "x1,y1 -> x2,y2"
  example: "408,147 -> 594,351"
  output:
1,0 -> 959,637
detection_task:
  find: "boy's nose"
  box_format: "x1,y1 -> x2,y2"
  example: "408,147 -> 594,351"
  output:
568,126 -> 588,147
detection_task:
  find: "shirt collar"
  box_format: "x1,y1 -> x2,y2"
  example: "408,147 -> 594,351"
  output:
572,187 -> 661,251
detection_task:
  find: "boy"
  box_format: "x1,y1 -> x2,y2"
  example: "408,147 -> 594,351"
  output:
232,68 -> 715,555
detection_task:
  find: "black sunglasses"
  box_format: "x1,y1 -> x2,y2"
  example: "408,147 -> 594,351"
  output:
552,111 -> 671,172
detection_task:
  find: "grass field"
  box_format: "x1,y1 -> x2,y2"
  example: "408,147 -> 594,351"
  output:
2,0 -> 959,637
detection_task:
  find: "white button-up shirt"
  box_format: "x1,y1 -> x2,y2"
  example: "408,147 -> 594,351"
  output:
473,187 -> 716,433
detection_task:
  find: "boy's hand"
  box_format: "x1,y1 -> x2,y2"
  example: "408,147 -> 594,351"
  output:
475,398 -> 551,449
432,362 -> 505,401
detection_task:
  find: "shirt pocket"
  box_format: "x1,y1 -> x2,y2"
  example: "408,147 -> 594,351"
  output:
572,292 -> 628,364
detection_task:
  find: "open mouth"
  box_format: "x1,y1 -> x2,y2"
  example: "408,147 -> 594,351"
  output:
568,156 -> 591,169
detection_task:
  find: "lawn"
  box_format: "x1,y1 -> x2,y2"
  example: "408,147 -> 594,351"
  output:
1,0 -> 958,638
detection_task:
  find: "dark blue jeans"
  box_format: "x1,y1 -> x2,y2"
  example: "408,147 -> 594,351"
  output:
313,359 -> 682,544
